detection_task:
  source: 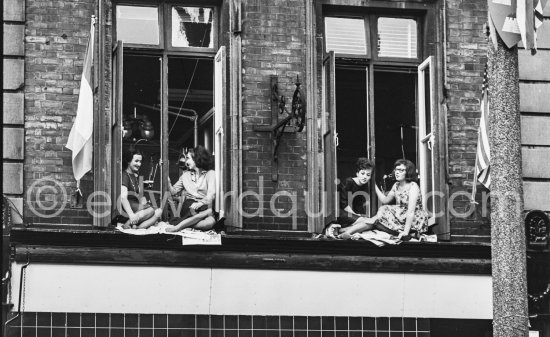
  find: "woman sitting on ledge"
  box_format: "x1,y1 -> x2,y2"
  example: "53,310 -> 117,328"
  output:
118,149 -> 163,229
166,146 -> 216,232
338,159 -> 428,240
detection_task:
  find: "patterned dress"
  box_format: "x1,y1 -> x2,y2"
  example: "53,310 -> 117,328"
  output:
376,182 -> 428,233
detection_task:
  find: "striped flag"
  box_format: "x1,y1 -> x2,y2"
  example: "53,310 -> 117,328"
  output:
471,66 -> 491,203
534,0 -> 547,50
66,16 -> 95,184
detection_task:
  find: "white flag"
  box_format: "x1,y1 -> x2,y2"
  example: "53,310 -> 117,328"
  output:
66,17 -> 95,182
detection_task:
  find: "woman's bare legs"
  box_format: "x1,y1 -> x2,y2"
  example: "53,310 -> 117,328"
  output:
165,208 -> 213,232
338,216 -> 378,239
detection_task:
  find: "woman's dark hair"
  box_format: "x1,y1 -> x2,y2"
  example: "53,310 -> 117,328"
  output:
187,145 -> 213,171
394,159 -> 418,182
356,157 -> 374,173
122,148 -> 143,170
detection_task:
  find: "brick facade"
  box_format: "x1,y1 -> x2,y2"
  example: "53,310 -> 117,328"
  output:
445,0 -> 491,240
24,0 -> 96,225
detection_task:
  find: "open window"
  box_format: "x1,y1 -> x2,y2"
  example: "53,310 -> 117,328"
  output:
111,2 -> 222,218
321,8 -> 446,236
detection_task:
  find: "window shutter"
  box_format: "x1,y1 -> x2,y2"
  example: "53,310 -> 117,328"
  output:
377,17 -> 417,58
111,41 -> 124,221
214,46 -> 226,219
325,17 -> 367,55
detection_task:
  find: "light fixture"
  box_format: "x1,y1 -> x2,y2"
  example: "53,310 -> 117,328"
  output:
123,107 -> 155,141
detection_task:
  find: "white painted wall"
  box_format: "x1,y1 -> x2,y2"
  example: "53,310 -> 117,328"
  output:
10,263 -> 492,319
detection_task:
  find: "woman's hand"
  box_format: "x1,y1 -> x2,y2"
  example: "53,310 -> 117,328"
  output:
397,231 -> 410,241
190,202 -> 204,211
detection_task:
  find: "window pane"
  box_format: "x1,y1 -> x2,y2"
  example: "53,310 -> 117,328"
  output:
172,6 -> 214,48
377,17 -> 417,58
116,6 -> 160,45
325,17 -> 367,55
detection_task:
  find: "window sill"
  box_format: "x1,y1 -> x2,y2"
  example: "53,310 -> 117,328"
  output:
9,226 -> 491,275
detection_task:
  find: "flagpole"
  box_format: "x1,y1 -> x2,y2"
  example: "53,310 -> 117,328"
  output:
488,31 -> 528,337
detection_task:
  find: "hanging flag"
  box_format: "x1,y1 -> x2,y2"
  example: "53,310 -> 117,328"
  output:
471,66 -> 491,203
66,16 -> 96,183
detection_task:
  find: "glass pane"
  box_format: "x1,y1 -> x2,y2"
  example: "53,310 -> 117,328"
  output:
325,17 -> 367,55
377,17 -> 417,58
172,6 -> 214,48
116,6 -> 160,45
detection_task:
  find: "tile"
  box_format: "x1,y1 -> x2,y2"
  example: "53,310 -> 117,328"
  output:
168,314 -> 186,329
96,328 -> 109,337
308,331 -> 321,337
126,314 -> 139,328
196,329 -> 209,337
154,329 -> 168,337
154,315 -> 168,329
81,314 -> 94,328
182,315 -> 196,329
225,329 -> 238,337
266,316 -> 279,330
22,312 -> 37,326
140,314 -> 154,328
239,316 -> 252,329
295,317 -> 307,330
126,328 -> 139,337
377,332 -> 389,337
321,317 -> 334,331
37,312 -> 52,326
389,318 -> 403,331
280,316 -> 293,330
266,330 -> 279,337
211,316 -> 224,329
348,317 -> 361,331
335,331 -> 348,337
140,329 -> 154,337
295,331 -> 307,337
66,327 -> 80,337
404,332 -> 416,337
111,329 -> 124,337
403,318 -> 416,332
362,332 -> 375,337
362,317 -> 375,331
5,326 -> 21,337
181,329 -> 195,337
376,318 -> 389,331
22,327 -> 36,337
253,316 -> 266,329
417,333 -> 430,337
37,327 -> 52,337
281,331 -> 293,337
51,327 -> 65,337
308,317 -> 321,331
252,330 -> 266,337
240,331 -> 252,337
196,315 -> 209,329
95,314 -> 109,327
52,313 -> 66,327
168,330 -> 183,337
417,318 -> 430,332
321,331 -> 334,337
349,331 -> 361,337
111,314 -> 124,328
66,314 -> 80,328
211,330 -> 223,337
82,328 -> 95,337
335,317 -> 347,331
390,332 -> 402,337
225,316 -> 238,329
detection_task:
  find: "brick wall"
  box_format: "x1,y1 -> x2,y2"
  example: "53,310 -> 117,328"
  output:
445,0 -> 491,240
240,1 -> 308,230
24,0 -> 96,225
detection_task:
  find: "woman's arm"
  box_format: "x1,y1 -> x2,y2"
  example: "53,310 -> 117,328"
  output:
120,185 -> 139,225
168,174 -> 184,195
375,184 -> 395,205
398,183 -> 420,239
195,170 -> 216,209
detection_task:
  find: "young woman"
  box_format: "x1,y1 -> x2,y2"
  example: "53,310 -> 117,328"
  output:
119,149 -> 162,229
166,145 -> 216,232
339,159 -> 428,240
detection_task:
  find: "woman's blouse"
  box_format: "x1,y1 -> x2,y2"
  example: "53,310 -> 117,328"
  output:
122,171 -> 141,212
172,169 -> 216,206
338,177 -> 370,221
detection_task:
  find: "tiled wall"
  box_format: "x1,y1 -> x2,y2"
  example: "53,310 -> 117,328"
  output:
5,313 -> 431,337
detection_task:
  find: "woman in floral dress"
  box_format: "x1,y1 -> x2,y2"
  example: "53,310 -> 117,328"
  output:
338,159 -> 428,240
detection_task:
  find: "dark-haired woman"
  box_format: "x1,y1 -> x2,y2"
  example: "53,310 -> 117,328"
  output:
339,159 -> 428,240
166,146 -> 216,232
119,149 -> 162,229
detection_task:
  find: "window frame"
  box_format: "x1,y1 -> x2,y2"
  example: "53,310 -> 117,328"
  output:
165,3 -> 219,53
